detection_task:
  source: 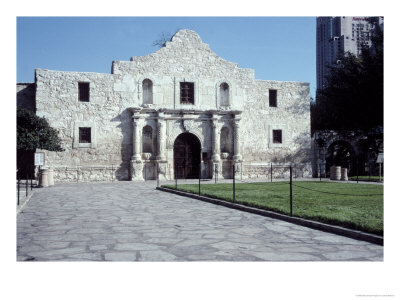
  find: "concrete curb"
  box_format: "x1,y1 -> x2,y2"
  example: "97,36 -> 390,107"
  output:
156,187 -> 383,246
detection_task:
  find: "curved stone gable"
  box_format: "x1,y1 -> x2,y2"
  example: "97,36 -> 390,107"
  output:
127,29 -> 248,79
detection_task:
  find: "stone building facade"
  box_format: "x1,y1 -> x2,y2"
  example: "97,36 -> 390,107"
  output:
26,29 -> 311,182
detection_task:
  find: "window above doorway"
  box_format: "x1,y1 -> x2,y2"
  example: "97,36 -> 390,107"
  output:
180,82 -> 194,104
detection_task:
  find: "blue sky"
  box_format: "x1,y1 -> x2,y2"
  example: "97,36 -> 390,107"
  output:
17,17 -> 317,98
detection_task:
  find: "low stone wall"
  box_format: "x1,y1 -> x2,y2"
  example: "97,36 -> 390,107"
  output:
51,165 -> 130,183
241,163 -> 312,179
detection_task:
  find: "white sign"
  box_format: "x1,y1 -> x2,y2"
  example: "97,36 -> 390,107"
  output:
376,153 -> 384,164
34,153 -> 44,166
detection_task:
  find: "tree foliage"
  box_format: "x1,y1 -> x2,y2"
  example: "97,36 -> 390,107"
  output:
17,108 -> 64,152
312,18 -> 383,134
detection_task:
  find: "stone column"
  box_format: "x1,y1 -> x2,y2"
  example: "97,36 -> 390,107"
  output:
211,117 -> 221,162
132,116 -> 142,161
156,112 -> 166,161
131,113 -> 144,181
156,112 -> 168,181
211,115 -> 221,180
232,117 -> 242,162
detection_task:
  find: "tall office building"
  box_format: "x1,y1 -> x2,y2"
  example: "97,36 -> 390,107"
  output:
316,16 -> 383,91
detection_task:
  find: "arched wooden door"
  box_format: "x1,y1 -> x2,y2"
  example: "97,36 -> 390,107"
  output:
173,132 -> 201,179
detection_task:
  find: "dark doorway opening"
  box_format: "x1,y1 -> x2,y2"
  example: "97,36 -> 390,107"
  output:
173,132 -> 201,179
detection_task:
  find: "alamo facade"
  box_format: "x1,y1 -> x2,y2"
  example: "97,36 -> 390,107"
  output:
18,29 -> 312,182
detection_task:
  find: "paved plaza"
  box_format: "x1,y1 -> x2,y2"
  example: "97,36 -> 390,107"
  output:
17,181 -> 383,261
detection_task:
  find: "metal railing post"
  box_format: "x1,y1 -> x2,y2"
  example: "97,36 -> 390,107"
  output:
233,164 -> 235,203
214,164 -> 217,184
356,157 -> 359,183
30,166 -> 33,190
199,162 -> 201,195
175,164 -> 177,189
26,169 -> 28,197
290,165 -> 293,217
270,163 -> 273,182
157,163 -> 160,188
17,173 -> 20,206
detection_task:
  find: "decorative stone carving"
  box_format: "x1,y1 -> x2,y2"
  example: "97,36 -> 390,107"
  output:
183,119 -> 195,132
142,152 -> 152,160
221,152 -> 229,159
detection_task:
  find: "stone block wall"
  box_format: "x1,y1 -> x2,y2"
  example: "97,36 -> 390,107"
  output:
31,29 -> 312,182
240,79 -> 312,176
35,69 -> 133,181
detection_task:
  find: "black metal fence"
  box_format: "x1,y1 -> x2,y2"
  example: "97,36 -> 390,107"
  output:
167,163 -> 383,221
16,166 -> 36,206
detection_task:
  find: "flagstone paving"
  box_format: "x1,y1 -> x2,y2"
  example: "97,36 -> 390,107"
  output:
17,181 -> 383,261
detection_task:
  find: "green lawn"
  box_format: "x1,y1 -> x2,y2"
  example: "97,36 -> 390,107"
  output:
162,181 -> 383,235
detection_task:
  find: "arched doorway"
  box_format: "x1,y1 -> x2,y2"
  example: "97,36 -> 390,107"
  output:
174,132 -> 201,179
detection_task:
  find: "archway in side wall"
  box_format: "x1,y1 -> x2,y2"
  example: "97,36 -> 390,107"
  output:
326,140 -> 356,176
173,132 -> 201,179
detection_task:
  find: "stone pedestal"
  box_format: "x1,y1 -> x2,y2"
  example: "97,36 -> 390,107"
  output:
39,169 -> 49,187
330,166 -> 341,180
157,161 -> 168,181
48,169 -> 54,186
130,160 -> 144,181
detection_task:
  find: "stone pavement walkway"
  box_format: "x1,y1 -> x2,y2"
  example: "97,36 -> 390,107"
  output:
17,181 -> 383,261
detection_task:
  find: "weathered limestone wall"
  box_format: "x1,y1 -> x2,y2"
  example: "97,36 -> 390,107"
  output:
32,29 -> 312,182
112,30 -> 252,111
35,69 -> 133,181
241,80 -> 312,177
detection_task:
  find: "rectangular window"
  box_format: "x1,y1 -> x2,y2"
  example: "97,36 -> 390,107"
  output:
79,127 -> 91,143
78,82 -> 90,102
180,82 -> 194,104
272,129 -> 282,144
269,89 -> 277,107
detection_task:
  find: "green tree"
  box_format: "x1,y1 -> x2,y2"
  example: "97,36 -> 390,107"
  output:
312,18 -> 383,134
17,108 -> 64,152
17,108 -> 64,177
